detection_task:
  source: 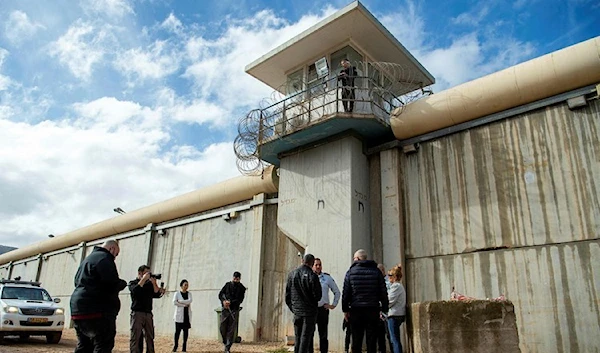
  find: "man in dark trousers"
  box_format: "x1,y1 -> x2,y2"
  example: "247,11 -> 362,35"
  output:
338,58 -> 358,112
129,265 -> 165,353
310,258 -> 340,353
219,271 -> 246,353
342,249 -> 389,353
71,239 -> 127,353
285,254 -> 322,353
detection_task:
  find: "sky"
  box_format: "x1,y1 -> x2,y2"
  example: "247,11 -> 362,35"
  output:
0,0 -> 598,248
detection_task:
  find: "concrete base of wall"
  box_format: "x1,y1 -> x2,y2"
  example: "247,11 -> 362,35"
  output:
411,300 -> 521,353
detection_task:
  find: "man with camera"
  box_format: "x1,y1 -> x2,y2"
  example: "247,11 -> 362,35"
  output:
129,265 -> 165,353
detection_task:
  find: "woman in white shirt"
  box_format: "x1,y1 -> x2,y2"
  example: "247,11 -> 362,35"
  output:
387,266 -> 406,353
172,279 -> 192,352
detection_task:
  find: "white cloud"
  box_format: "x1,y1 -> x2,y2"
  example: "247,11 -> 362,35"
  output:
379,1 -> 427,53
419,34 -> 535,90
0,48 -> 12,91
114,40 -> 181,80
80,0 -> 134,18
381,2 -> 536,91
182,8 -> 336,110
0,106 -> 13,119
451,6 -> 491,26
421,34 -> 483,88
160,13 -> 183,35
4,10 -> 46,44
0,104 -> 238,247
73,96 -> 161,130
48,21 -> 115,80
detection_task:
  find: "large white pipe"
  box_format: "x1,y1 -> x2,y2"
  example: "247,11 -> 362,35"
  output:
0,167 -> 279,264
391,37 -> 600,139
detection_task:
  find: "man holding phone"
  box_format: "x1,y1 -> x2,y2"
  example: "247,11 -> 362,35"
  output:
128,265 -> 166,353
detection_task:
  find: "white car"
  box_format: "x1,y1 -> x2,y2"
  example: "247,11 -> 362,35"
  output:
0,279 -> 65,344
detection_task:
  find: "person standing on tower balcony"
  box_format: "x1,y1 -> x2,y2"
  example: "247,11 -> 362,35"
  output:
338,58 -> 358,113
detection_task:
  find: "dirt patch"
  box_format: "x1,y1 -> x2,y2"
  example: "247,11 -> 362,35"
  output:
0,329 -> 289,353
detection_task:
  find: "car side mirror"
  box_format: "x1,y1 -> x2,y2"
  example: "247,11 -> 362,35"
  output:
53,298 -> 61,303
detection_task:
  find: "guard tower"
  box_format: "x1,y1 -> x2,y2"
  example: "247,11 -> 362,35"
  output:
242,1 -> 434,350
245,2 -> 434,166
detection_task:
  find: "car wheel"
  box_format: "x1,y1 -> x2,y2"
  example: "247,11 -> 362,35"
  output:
0,333 -> 4,344
46,332 -> 62,344
19,334 -> 30,342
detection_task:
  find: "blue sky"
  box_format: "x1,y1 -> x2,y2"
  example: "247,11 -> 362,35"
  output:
0,0 -> 598,247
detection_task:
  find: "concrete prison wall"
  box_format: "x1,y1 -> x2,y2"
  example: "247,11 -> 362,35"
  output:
401,97 -> 600,353
0,194 -> 304,345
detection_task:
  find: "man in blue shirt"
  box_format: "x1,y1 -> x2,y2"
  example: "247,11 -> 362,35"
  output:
310,258 -> 340,353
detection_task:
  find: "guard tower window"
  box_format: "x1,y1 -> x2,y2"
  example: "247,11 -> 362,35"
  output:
307,63 -> 325,96
286,68 -> 304,98
331,45 -> 363,77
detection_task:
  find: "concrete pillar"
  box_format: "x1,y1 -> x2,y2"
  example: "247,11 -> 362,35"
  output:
380,148 -> 404,271
248,193 -> 267,341
380,148 -> 408,349
369,154 -> 383,262
35,254 -> 43,282
277,135 -> 370,352
78,242 -> 87,264
144,223 -> 156,266
7,261 -> 13,280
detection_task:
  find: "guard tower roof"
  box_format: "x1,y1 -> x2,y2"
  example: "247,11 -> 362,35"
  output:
245,1 -> 435,92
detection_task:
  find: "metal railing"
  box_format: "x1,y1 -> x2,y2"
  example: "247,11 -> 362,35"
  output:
258,76 -> 401,143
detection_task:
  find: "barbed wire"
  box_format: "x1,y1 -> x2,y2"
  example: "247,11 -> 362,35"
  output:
234,61 -> 433,175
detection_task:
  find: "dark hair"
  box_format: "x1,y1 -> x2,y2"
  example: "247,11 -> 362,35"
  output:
314,257 -> 321,262
233,271 -> 241,278
303,254 -> 315,265
137,265 -> 150,273
180,279 -> 188,287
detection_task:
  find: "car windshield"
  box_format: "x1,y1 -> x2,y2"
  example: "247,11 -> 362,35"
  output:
1,287 -> 52,301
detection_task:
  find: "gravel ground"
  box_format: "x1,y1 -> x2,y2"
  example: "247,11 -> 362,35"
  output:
0,329 -> 289,353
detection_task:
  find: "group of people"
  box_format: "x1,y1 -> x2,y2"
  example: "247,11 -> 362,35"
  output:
69,240 -> 246,353
286,249 -> 406,353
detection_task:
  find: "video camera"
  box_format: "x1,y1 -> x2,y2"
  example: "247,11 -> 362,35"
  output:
150,273 -> 162,280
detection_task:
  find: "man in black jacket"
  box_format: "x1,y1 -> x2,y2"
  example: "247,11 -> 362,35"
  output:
338,58 -> 358,112
129,265 -> 165,353
342,249 -> 389,353
219,271 -> 246,353
70,239 -> 127,353
286,254 -> 322,353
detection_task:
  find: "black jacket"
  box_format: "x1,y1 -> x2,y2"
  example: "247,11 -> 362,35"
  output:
285,264 -> 322,317
342,260 -> 388,313
129,278 -> 162,313
70,247 -> 127,318
338,66 -> 358,87
218,281 -> 246,311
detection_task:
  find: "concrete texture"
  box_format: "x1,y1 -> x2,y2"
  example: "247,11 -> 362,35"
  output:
411,300 -> 521,353
403,99 -> 600,353
277,135 -> 371,351
259,204 -> 299,342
